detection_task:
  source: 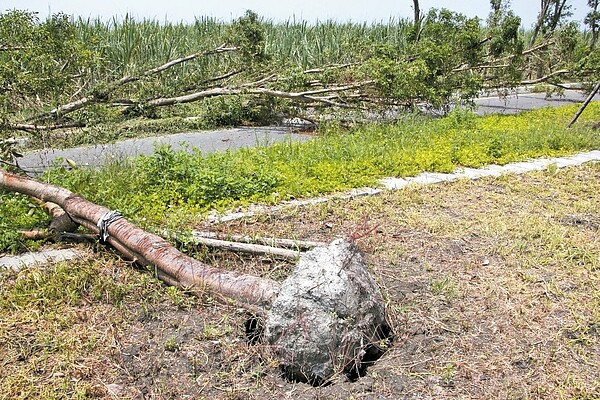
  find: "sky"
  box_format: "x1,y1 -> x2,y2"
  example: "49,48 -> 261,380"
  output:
0,0 -> 593,27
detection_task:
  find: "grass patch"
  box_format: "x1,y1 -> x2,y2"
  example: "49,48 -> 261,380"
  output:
0,163 -> 599,398
225,162 -> 600,398
0,254 -> 178,399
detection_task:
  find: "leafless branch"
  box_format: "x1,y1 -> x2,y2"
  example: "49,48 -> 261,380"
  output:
521,69 -> 570,85
303,62 -> 358,74
6,122 -> 84,132
117,44 -> 237,86
0,45 -> 25,51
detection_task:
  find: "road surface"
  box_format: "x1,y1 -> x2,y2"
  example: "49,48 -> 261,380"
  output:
15,88 -> 599,173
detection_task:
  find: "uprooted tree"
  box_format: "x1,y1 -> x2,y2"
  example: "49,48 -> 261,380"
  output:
0,169 -> 391,385
1,6 -> 599,143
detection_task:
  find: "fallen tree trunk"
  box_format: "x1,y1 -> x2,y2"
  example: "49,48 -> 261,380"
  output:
1,169 -> 391,384
0,169 -> 279,309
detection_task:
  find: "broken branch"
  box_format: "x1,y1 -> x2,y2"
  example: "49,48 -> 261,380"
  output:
185,236 -> 300,260
28,44 -> 238,122
521,69 -> 569,85
148,81 -> 372,108
117,44 -> 237,86
189,231 -> 326,250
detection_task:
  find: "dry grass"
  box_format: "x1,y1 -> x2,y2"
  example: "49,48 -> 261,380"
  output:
1,163 -> 599,399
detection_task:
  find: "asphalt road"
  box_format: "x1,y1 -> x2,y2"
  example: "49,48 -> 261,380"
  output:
16,89 -> 599,173
17,126 -> 311,174
473,88 -> 599,115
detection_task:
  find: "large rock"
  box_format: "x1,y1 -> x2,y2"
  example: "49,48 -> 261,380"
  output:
265,239 -> 391,385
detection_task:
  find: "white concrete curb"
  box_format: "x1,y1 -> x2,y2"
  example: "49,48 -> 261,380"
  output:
208,150 -> 600,223
0,248 -> 83,271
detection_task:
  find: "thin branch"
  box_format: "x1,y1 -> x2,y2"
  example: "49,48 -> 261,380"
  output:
32,96 -> 96,121
303,62 -> 358,74
184,236 -> 301,260
117,44 -> 237,86
0,45 -> 25,51
189,231 -> 327,250
27,44 -> 238,122
521,69 -> 569,85
452,41 -> 553,73
240,74 -> 278,88
6,122 -> 84,132
182,69 -> 243,92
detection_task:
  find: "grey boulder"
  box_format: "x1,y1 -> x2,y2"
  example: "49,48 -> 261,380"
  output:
265,239 -> 391,385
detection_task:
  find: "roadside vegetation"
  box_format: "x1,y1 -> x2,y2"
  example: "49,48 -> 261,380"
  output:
2,102 -> 599,254
1,2 -> 599,143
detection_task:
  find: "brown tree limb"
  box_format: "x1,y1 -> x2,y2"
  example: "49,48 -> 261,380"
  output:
0,169 -> 279,309
19,229 -> 52,240
19,198 -> 80,241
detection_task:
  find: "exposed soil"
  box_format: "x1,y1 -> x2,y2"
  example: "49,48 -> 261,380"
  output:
2,163 -> 599,399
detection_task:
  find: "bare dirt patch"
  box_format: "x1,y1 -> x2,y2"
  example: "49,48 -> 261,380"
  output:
1,163 -> 599,399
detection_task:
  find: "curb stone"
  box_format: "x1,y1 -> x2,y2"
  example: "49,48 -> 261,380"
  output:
0,248 -> 83,271
208,150 -> 600,223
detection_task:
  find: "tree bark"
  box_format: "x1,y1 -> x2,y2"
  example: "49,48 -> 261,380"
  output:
412,0 -> 421,26
0,169 -> 279,309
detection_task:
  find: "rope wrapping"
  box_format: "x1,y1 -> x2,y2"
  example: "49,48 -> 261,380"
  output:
97,210 -> 123,243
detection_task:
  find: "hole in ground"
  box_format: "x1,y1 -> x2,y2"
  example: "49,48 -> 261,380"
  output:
244,314 -> 264,345
245,315 -> 393,386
